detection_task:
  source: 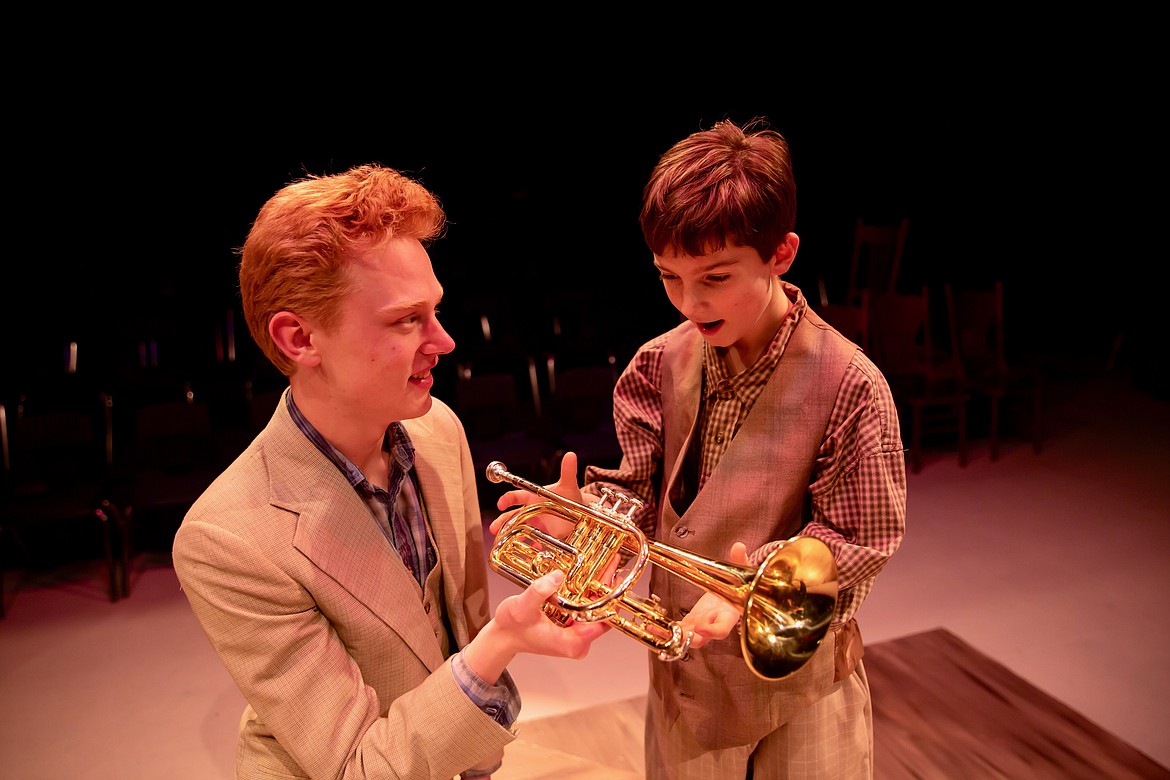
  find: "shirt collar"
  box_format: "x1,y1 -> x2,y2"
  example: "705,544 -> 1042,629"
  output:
286,390 -> 414,494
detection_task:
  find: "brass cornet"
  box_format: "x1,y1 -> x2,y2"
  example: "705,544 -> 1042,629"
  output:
486,461 -> 838,681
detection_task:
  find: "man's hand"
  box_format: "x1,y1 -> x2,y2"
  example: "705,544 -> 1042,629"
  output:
462,569 -> 612,684
679,542 -> 750,650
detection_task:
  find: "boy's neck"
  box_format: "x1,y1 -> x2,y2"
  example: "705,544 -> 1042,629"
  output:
723,281 -> 792,374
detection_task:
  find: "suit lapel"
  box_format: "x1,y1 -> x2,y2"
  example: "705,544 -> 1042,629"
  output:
263,396 -> 446,671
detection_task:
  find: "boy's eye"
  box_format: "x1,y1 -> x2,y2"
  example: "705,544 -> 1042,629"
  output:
706,275 -> 730,284
657,272 -> 678,282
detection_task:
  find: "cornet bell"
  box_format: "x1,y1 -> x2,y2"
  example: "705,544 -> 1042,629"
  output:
740,537 -> 837,680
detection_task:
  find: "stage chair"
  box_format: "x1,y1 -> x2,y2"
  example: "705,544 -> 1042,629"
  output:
847,216 -> 909,304
112,381 -> 228,596
869,285 -> 970,474
815,289 -> 871,353
545,354 -> 622,482
453,356 -> 553,505
0,386 -> 122,616
945,281 -> 1044,461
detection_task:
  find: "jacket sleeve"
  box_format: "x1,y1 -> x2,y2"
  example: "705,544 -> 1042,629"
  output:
174,513 -> 515,780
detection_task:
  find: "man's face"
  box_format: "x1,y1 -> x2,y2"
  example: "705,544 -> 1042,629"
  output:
312,238 -> 454,425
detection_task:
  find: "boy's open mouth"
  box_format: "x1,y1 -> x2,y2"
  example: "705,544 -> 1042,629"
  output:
697,320 -> 723,335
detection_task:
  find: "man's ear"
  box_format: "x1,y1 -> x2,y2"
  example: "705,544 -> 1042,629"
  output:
269,311 -> 321,368
772,232 -> 800,276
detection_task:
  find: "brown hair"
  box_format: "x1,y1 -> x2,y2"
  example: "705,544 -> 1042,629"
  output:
238,164 -> 446,375
639,117 -> 796,261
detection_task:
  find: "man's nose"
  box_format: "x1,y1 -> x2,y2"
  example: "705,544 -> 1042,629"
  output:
427,320 -> 456,355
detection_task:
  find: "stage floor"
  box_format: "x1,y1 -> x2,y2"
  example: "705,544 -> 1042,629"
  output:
497,628 -> 1169,779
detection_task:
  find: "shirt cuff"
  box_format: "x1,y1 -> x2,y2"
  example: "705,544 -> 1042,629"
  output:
451,649 -> 521,730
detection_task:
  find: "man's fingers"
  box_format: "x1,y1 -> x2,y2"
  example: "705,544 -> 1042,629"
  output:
526,570 -> 565,604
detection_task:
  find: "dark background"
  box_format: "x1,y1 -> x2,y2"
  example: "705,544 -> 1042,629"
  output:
4,52 -> 1158,398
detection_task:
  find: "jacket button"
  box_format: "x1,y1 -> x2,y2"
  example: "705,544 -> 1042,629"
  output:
424,601 -> 431,614
674,525 -> 688,538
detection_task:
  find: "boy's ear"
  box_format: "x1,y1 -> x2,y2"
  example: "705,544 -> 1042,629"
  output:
269,311 -> 322,367
772,232 -> 800,275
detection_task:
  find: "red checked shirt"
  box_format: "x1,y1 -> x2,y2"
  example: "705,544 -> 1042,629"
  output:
583,282 -> 907,625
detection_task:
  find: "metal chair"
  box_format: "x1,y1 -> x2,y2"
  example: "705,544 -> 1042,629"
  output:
869,285 -> 970,474
113,380 -> 229,596
815,289 -> 871,353
453,353 -> 553,505
545,354 -> 622,482
0,384 -> 123,616
847,216 -> 909,304
945,281 -> 1044,461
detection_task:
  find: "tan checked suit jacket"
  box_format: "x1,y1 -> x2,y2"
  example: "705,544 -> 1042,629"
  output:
173,389 -> 514,779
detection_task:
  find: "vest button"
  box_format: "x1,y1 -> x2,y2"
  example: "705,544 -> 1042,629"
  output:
674,525 -> 688,538
424,601 -> 431,614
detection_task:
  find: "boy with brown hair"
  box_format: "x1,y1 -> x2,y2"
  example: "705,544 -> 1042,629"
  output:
497,117 -> 907,778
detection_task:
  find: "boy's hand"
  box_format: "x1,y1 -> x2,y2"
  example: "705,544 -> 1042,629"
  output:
489,451 -> 582,539
680,542 -> 750,649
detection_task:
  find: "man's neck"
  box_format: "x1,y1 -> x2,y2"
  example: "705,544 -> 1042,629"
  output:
288,379 -> 392,487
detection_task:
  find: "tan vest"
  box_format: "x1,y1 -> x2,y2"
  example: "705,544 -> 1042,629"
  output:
422,521 -> 457,661
649,309 -> 857,749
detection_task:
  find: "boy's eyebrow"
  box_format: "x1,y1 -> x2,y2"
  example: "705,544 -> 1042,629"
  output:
654,257 -> 737,272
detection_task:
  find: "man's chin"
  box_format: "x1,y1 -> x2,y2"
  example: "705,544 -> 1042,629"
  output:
398,391 -> 434,421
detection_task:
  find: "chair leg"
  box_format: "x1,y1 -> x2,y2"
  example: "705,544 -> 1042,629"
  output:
0,525 -> 6,621
1031,385 -> 1044,454
116,505 -> 132,600
96,503 -> 119,603
989,395 -> 1001,462
958,399 -> 968,467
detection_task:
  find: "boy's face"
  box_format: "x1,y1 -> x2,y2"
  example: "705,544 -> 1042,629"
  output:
654,241 -> 793,359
